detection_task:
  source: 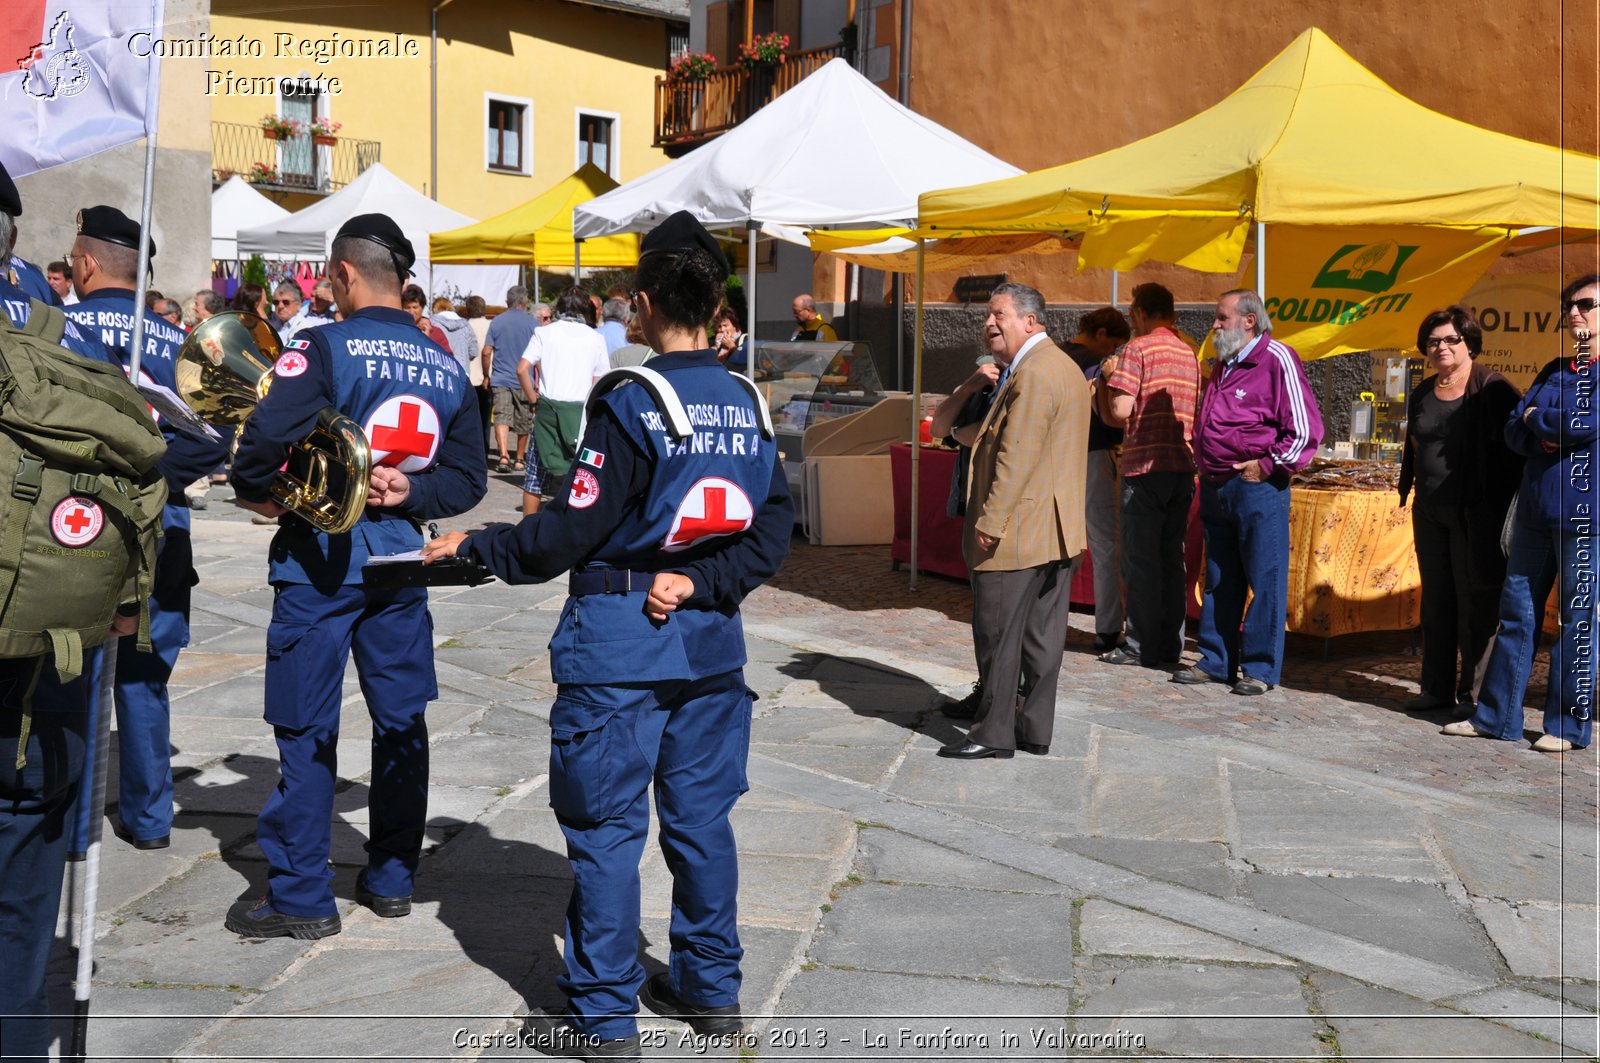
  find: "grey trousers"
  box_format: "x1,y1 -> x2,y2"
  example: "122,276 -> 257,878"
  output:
969,561 -> 1074,751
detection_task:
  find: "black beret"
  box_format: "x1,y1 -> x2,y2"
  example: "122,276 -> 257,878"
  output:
640,210 -> 729,274
0,160 -> 18,216
76,205 -> 155,258
334,212 -> 415,277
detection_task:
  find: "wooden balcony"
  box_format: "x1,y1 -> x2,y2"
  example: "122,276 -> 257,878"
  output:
654,43 -> 851,155
211,121 -> 381,195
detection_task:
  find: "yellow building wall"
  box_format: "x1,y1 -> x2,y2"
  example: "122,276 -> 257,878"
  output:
207,0 -> 669,222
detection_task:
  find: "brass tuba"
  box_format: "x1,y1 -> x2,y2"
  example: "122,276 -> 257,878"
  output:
176,311 -> 372,535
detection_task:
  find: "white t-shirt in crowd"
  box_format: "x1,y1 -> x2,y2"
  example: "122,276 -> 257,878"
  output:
520,317 -> 611,403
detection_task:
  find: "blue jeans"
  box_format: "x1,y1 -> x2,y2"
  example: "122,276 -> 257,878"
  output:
1471,514 -> 1595,747
550,672 -> 752,1041
1196,477 -> 1291,686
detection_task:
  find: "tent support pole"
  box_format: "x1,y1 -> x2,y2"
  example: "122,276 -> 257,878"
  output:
574,239 -> 583,285
1255,221 -> 1266,297
1110,269 -> 1119,307
532,257 -> 539,305
893,274 -> 904,388
746,220 -> 758,383
908,239 -> 925,591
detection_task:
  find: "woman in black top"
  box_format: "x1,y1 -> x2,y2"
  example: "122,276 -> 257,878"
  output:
1397,305 -> 1522,711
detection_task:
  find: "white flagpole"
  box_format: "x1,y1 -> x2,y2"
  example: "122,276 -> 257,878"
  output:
73,4 -> 163,1053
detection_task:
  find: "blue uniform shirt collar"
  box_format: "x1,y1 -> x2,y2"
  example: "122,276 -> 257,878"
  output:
347,305 -> 414,326
78,287 -> 142,305
645,348 -> 721,371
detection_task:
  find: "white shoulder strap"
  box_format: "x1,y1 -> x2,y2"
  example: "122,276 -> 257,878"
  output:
582,365 -> 693,440
581,364 -> 776,443
727,372 -> 775,439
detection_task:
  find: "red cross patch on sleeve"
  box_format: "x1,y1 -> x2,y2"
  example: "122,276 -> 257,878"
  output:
274,351 -> 309,378
569,468 -> 601,509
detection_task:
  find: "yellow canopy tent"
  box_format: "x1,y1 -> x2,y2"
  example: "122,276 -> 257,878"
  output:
837,28 -> 1599,582
429,163 -> 640,270
918,27 -> 1599,276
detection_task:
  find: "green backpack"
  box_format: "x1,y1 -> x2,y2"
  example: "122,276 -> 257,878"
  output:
0,298 -> 168,685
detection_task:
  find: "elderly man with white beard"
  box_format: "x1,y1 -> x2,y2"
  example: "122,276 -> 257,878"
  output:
1171,289 -> 1323,696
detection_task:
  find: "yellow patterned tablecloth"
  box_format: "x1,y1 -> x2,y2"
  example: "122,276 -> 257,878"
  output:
1286,487 -> 1420,637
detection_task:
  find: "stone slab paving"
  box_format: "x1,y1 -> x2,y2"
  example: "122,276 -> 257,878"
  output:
1473,900 -> 1600,979
1053,836 -> 1239,899
1311,972 -> 1565,1062
1243,874 -> 1503,978
1077,899 -> 1294,966
1073,962 -> 1325,1059
42,499 -> 1600,1059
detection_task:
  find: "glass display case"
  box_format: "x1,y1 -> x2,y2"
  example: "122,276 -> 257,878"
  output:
749,340 -> 886,467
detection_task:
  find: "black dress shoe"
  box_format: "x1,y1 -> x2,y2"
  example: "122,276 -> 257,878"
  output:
224,898 -> 341,940
110,815 -> 170,851
639,973 -> 743,1036
1016,741 -> 1049,756
523,1006 -> 642,1058
937,740 -> 1014,759
940,688 -> 982,719
355,870 -> 412,918
1170,666 -> 1226,686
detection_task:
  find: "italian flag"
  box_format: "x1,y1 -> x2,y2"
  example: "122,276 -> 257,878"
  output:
579,448 -> 605,468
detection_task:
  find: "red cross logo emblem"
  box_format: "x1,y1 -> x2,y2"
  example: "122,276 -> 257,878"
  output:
663,477 -> 754,552
569,468 -> 601,509
50,497 -> 104,547
364,396 -> 441,472
274,351 -> 308,378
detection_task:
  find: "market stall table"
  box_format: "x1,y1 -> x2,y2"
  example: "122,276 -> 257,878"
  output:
890,444 -> 967,581
1285,485 -> 1420,636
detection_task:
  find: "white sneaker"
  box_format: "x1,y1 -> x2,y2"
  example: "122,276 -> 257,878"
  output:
1532,734 -> 1574,753
1440,721 -> 1488,738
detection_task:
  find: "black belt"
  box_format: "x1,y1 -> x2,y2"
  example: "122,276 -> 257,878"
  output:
568,568 -> 655,595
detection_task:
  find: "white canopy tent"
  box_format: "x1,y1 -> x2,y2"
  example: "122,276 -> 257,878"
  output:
575,57 -> 1021,587
235,163 -> 517,300
210,176 -> 291,261
575,58 -> 1020,240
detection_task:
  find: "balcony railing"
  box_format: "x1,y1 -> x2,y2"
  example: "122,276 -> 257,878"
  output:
654,43 -> 851,154
211,121 -> 380,195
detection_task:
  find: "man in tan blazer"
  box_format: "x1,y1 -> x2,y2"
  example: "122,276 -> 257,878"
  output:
940,283 -> 1090,760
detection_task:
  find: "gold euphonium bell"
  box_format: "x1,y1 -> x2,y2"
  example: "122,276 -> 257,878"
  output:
176,311 -> 372,535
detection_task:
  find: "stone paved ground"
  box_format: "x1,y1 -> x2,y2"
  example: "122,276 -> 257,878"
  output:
45,474 -> 1600,1061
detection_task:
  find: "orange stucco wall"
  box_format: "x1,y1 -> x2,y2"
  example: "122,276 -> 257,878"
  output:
838,0 -> 1599,305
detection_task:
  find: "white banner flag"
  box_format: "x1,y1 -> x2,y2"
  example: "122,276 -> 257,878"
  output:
0,0 -> 164,177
